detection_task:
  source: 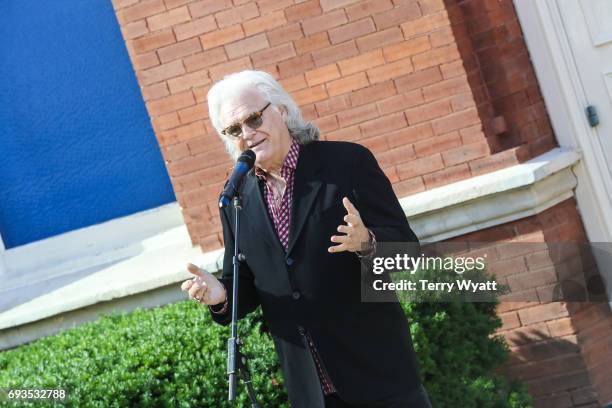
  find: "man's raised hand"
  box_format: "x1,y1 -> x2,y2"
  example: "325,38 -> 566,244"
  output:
180,263 -> 227,305
328,197 -> 371,253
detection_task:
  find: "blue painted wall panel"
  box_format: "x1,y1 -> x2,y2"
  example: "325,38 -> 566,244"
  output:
0,1 -> 176,249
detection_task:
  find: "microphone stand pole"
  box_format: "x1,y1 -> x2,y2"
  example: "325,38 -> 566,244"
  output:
227,195 -> 261,408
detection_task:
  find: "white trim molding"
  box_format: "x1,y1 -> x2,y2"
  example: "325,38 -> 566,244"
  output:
513,0 -> 612,244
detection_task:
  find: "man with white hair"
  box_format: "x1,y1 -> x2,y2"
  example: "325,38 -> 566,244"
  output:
181,70 -> 430,408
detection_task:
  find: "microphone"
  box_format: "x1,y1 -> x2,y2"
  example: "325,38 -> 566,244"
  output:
219,150 -> 256,208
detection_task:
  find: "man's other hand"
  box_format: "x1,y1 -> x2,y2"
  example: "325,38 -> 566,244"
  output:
180,263 -> 227,305
328,197 -> 371,253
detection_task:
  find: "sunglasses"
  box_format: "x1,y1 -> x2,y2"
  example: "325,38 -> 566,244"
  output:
221,102 -> 272,138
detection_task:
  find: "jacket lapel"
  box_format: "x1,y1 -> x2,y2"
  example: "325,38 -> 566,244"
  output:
287,143 -> 322,255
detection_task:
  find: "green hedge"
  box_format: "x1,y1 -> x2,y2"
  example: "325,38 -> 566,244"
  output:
0,285 -> 532,407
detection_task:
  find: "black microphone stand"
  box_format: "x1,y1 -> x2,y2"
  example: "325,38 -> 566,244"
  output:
227,195 -> 261,407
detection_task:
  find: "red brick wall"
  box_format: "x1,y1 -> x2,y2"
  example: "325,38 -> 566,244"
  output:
452,199 -> 612,407
111,0 -> 556,251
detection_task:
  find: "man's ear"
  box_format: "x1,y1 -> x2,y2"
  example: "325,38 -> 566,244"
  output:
277,105 -> 288,120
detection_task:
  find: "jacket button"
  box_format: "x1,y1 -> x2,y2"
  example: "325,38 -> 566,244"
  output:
292,291 -> 301,300
286,257 -> 294,266
297,326 -> 306,336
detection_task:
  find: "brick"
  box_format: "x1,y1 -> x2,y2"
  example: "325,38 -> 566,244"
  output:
223,33 -> 268,59
113,0 -> 139,9
214,3 -> 259,28
295,32 -> 330,54
183,47 -> 227,72
442,140 -> 489,166
412,44 -> 460,71
141,59 -> 185,86
350,81 -> 396,107
119,0 -> 165,24
133,51 -> 160,70
401,11 -> 449,38
529,370 -> 591,396
404,99 -> 451,125
393,176 -> 425,196
141,82 -> 170,102
326,72 -> 369,96
396,153 -> 443,179
337,103 -> 379,127
278,54 -> 315,78
133,30 -> 176,54
440,60 -> 465,79
258,0 -> 293,14
383,36 -> 431,62
327,125 -> 361,141
158,120 -> 207,145
167,69 -> 211,93
189,0 -> 232,18
312,41 -> 359,66
359,112 -> 407,139
367,58 -> 414,84
507,267 -> 559,293
346,0 -> 393,21
432,108 -> 479,135
162,142 -> 190,161
267,23 -> 304,46
337,50 -> 384,76
279,74 -> 308,92
377,89 -> 423,114
329,18 -> 376,44
253,43 -> 296,67
500,312 -> 521,331
147,6 -> 190,32
209,56 -> 252,80
285,0 -> 322,22
419,0 -> 445,15
302,9 -> 348,36
320,0 -> 361,12
429,26 -> 454,47
123,20 -> 149,40
313,115 -> 339,133
413,131 -> 461,157
422,76 -> 471,102
158,37 -> 202,63
377,144 -> 416,168
449,93 -> 475,111
361,135 -> 389,154
356,27 -> 404,52
178,103 -> 208,124
423,163 -> 470,188
519,303 -> 570,326
200,24 -> 244,49
244,10 -> 287,36
147,90 -> 195,116
394,66 -> 442,92
314,94 -> 350,116
164,0 -> 191,9
305,64 -> 341,86
152,112 -> 181,131
174,15 -> 217,41
386,123 -> 433,147
292,85 -> 328,105
373,3 -> 421,30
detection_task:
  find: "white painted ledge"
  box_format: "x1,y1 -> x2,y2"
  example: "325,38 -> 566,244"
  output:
0,147 -> 580,347
402,147 -> 580,241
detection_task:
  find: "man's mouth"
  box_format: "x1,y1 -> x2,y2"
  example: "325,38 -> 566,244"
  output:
249,139 -> 266,149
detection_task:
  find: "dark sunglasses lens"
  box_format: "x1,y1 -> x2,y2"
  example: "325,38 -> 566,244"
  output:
245,113 -> 263,130
227,125 -> 243,137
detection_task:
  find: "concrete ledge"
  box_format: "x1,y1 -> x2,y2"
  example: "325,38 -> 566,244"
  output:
402,147 -> 580,241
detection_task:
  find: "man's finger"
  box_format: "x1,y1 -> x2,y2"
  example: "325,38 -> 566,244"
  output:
328,243 -> 348,253
342,197 -> 359,215
330,234 -> 348,243
187,263 -> 204,278
337,225 -> 351,234
344,214 -> 361,226
181,279 -> 194,292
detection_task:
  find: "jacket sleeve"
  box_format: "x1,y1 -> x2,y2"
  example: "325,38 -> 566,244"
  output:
209,204 -> 261,326
350,145 -> 420,250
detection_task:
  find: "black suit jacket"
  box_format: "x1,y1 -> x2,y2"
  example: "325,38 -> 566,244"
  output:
211,141 -> 424,407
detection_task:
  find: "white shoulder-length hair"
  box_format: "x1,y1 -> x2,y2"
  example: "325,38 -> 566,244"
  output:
207,70 -> 320,160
